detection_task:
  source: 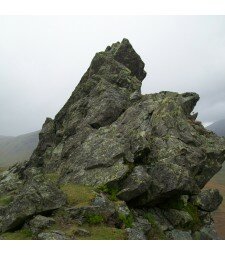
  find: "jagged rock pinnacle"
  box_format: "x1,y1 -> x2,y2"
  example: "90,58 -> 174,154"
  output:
0,39 -> 225,240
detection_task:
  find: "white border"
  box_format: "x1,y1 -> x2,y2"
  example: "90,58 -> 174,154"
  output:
0,0 -> 225,254
0,0 -> 225,15
0,239 -> 224,255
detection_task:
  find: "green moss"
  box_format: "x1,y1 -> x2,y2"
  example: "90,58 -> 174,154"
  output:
183,203 -> 201,231
118,213 -> 134,228
79,225 -> 126,240
0,229 -> 33,240
0,195 -> 13,206
192,231 -> 201,240
160,197 -> 202,231
144,212 -> 156,225
86,214 -> 104,225
45,172 -> 60,183
144,212 -> 167,240
0,167 -> 7,174
60,183 -> 96,206
97,184 -> 119,201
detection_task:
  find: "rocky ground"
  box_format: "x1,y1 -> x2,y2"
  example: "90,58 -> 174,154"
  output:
0,39 -> 225,240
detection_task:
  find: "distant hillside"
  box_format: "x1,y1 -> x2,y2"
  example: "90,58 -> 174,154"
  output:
207,119 -> 225,137
0,131 -> 39,168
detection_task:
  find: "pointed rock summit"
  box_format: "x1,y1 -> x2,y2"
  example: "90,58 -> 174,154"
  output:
0,39 -> 225,240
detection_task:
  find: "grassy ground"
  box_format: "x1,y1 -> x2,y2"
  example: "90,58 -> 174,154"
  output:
78,225 -> 126,240
60,183 -> 96,206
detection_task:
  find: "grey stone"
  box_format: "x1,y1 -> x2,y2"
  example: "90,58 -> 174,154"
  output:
126,227 -> 147,240
115,201 -> 130,217
118,166 -> 151,201
147,208 -> 174,231
166,229 -> 192,240
38,230 -> 68,240
191,189 -> 223,212
28,215 -> 55,234
23,39 -> 225,206
193,224 -> 219,240
163,209 -> 193,227
74,228 -> 90,237
1,179 -> 66,232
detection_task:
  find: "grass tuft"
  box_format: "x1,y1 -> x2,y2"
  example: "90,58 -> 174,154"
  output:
144,212 -> 167,240
78,225 -> 126,240
45,172 -> 60,183
0,195 -> 13,206
86,214 -> 104,225
60,183 -> 96,206
118,213 -> 134,228
0,229 -> 33,240
97,184 -> 119,201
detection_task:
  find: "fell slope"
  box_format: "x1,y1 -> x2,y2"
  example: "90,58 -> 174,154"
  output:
207,119 -> 225,137
0,131 -> 39,168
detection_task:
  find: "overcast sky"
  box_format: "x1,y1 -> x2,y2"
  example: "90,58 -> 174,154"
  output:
0,16 -> 225,136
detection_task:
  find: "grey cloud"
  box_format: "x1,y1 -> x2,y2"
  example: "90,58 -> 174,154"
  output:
0,16 -> 225,135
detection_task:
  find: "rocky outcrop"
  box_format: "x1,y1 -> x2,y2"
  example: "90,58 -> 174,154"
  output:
0,39 -> 225,240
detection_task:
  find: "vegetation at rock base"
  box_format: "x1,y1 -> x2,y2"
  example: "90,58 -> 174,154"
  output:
0,167 -> 7,173
97,184 -> 119,201
78,225 -> 126,240
0,195 -> 13,206
144,212 -> 167,240
45,172 -> 61,183
85,214 -> 104,225
0,229 -> 33,240
118,213 -> 134,228
60,183 -> 96,206
160,197 -> 202,231
43,209 -> 126,240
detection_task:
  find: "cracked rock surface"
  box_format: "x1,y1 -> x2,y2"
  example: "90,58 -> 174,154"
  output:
0,39 -> 225,240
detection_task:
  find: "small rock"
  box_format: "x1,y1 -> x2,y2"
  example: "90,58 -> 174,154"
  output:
193,224 -> 219,240
38,230 -> 68,240
115,201 -> 130,217
163,209 -> 193,227
191,189 -> 223,212
146,208 -> 174,231
28,215 -> 55,234
74,228 -> 90,237
126,228 -> 147,240
166,229 -> 192,240
133,217 -> 151,233
130,91 -> 141,101
118,166 -> 151,201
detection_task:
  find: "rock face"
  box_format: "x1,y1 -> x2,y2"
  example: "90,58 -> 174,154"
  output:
0,39 -> 225,240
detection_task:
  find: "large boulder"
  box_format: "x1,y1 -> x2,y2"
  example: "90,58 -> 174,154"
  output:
0,39 -> 225,240
0,177 -> 66,232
